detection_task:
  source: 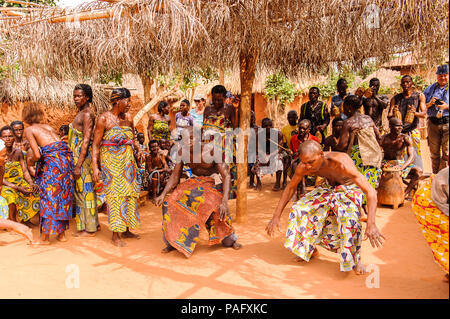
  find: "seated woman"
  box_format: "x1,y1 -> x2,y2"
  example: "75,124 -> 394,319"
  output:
0,126 -> 40,227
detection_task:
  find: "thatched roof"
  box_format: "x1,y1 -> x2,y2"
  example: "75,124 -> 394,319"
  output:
0,75 -> 112,113
381,53 -> 424,69
1,0 -> 448,82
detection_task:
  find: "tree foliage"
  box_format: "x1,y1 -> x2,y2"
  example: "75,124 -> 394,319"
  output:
264,72 -> 299,109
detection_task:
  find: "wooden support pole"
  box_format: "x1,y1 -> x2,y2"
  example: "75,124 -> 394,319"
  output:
140,73 -> 154,104
236,49 -> 259,223
219,65 -> 224,85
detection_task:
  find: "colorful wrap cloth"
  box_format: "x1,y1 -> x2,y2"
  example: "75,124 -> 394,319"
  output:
36,141 -> 74,235
68,124 -> 99,232
162,176 -> 235,258
412,176 -> 449,274
350,144 -> 381,190
284,182 -> 364,272
202,114 -> 237,200
0,161 -> 40,222
382,159 -> 416,179
152,119 -> 171,141
100,126 -> 140,232
0,195 -> 9,219
405,129 -> 423,170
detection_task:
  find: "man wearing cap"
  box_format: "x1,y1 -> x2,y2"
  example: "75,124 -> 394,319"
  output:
423,64 -> 449,173
191,94 -> 206,128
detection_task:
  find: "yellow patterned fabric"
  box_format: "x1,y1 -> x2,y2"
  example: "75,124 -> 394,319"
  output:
68,124 -> 99,232
100,126 -> 140,232
412,176 -> 449,274
0,161 -> 40,222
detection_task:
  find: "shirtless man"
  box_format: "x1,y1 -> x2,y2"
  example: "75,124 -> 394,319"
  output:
155,126 -> 241,257
92,88 -> 143,247
10,121 -> 30,153
381,118 -> 422,198
266,140 -> 384,274
362,78 -> 389,130
69,84 -> 99,237
146,139 -> 171,201
0,126 -> 39,226
323,117 -> 345,152
23,103 -> 74,245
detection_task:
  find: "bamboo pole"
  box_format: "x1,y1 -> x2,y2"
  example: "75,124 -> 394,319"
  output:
236,48 -> 259,224
50,9 -> 113,23
4,0 -> 46,7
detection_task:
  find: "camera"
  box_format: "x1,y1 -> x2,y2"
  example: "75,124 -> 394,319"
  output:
435,99 -> 443,105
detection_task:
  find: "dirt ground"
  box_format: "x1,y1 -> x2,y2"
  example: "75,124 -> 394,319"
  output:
0,141 -> 448,299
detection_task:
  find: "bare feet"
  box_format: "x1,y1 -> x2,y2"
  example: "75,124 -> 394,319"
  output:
353,262 -> 368,275
122,229 -> 140,239
13,223 -> 34,243
33,239 -> 51,246
232,242 -> 242,250
161,246 -> 175,253
57,232 -> 68,242
112,238 -> 126,247
73,231 -> 96,237
295,248 -> 319,262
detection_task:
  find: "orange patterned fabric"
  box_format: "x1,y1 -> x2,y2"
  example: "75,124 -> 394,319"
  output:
412,176 -> 449,274
162,176 -> 234,258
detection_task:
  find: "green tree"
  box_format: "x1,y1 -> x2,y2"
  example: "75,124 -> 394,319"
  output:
264,71 -> 299,124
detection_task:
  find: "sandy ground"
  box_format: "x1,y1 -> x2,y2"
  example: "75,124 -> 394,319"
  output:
0,141 -> 448,299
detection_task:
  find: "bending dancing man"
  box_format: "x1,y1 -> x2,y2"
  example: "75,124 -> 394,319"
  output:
266,140 -> 385,274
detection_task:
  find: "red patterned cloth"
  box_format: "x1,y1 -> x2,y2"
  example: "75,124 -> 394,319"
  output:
162,176 -> 234,258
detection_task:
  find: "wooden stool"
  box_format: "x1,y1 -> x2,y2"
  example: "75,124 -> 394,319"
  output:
377,166 -> 404,209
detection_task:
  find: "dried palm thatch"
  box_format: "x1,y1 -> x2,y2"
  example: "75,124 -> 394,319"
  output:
1,0 -> 448,222
0,75 -> 111,113
1,0 -> 448,80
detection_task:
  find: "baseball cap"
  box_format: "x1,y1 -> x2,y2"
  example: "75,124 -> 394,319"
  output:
193,94 -> 205,101
226,91 -> 234,99
436,64 -> 449,75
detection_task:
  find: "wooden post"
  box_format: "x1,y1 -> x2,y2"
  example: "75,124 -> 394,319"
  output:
140,73 -> 153,104
219,65 -> 225,85
236,49 -> 259,223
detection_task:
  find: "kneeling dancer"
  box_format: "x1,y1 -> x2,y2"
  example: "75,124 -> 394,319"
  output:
155,127 -> 241,257
266,140 -> 385,273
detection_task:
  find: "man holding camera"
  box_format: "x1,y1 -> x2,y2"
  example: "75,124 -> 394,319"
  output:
424,64 -> 449,174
